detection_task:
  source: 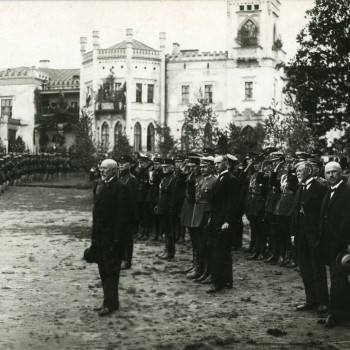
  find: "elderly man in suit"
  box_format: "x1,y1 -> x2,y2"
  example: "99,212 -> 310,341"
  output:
319,161 -> 350,327
292,161 -> 328,313
206,155 -> 240,293
91,159 -> 131,316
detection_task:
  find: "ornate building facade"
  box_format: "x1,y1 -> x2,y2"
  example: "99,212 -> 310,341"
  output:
80,0 -> 287,152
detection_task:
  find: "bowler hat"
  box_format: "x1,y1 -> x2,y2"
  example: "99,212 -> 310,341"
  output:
336,250 -> 350,275
84,246 -> 97,264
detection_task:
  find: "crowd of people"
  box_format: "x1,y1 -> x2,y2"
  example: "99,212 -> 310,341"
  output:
0,153 -> 71,192
88,147 -> 350,327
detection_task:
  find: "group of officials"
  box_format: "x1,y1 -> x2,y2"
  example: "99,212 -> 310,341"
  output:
88,147 -> 350,328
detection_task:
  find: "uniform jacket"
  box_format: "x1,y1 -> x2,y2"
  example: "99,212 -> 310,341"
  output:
292,178 -> 328,237
319,180 -> 350,246
92,176 -> 132,247
157,172 -> 175,215
245,171 -> 269,217
211,171 -> 240,228
119,170 -> 139,221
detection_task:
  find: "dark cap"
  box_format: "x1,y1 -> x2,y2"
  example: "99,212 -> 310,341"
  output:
200,156 -> 215,166
226,154 -> 239,163
174,154 -> 185,162
308,158 -> 323,168
119,155 -> 133,163
139,155 -> 150,162
153,157 -> 162,163
269,151 -> 285,162
253,154 -> 265,162
161,158 -> 174,166
246,151 -> 258,159
262,147 -> 278,155
202,148 -> 215,156
310,149 -> 323,157
295,151 -> 311,161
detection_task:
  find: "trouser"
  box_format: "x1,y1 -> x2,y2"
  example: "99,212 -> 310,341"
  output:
265,213 -> 279,255
161,213 -> 175,256
297,230 -> 328,305
210,223 -> 233,287
248,216 -> 268,254
231,216 -> 243,249
321,241 -> 350,317
138,201 -> 150,235
276,215 -> 292,259
147,201 -> 160,237
97,246 -> 122,310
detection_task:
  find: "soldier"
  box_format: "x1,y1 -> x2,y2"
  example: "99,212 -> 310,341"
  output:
245,154 -> 269,260
134,155 -> 152,240
191,156 -> 217,283
207,155 -> 240,293
181,153 -> 203,274
156,158 -> 176,260
146,156 -> 163,241
0,157 -> 5,194
118,155 -> 139,269
171,154 -> 187,243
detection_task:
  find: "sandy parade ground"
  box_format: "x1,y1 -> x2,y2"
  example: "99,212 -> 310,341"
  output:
0,179 -> 350,350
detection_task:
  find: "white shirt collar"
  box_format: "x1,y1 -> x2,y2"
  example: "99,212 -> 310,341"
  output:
331,179 -> 343,190
219,170 -> 228,177
105,175 -> 116,183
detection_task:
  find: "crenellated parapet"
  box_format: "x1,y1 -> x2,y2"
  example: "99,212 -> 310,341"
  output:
167,50 -> 228,62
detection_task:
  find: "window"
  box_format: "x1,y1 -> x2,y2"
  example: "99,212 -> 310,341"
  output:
247,4 -> 252,10
239,20 -> 258,47
101,122 -> 109,147
181,124 -> 189,151
245,82 -> 253,100
147,84 -> 154,103
136,83 -> 142,103
114,122 -> 122,146
182,85 -> 189,104
147,123 -> 155,151
115,83 -> 122,91
254,4 -> 259,10
240,5 -> 244,11
134,122 -> 142,151
205,85 -> 213,103
1,99 -> 12,117
71,102 -> 78,109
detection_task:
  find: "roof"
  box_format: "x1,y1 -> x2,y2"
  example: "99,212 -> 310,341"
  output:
107,39 -> 157,51
39,68 -> 80,81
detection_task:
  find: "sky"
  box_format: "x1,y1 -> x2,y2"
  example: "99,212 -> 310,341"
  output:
0,0 -> 314,69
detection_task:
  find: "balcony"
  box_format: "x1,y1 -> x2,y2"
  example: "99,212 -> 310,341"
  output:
41,106 -> 79,116
95,101 -> 125,118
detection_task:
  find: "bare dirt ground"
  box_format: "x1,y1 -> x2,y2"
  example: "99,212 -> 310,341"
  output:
0,183 -> 349,350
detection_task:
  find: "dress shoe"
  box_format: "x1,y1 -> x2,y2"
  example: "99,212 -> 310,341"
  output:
195,272 -> 209,283
206,284 -> 222,294
264,255 -> 277,264
98,306 -> 118,317
183,265 -> 195,274
286,260 -> 297,268
225,282 -> 233,289
201,275 -> 212,284
186,268 -> 202,279
93,305 -> 103,312
247,252 -> 260,260
317,304 -> 328,314
121,261 -> 131,269
295,303 -> 318,311
325,315 -> 339,328
160,253 -> 171,260
151,236 -> 159,242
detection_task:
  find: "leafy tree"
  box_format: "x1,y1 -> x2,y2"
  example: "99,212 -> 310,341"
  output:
155,123 -> 177,157
263,98 -> 315,154
110,132 -> 133,160
69,109 -> 96,172
215,131 -> 230,155
285,0 -> 350,142
227,122 -> 265,155
181,89 -> 218,152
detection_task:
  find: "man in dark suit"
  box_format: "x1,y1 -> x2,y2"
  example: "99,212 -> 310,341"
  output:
292,161 -> 328,313
91,159 -> 131,316
206,155 -> 240,293
319,161 -> 350,327
292,161 -> 328,312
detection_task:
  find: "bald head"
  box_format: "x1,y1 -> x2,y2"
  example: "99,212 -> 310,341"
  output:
100,159 -> 118,181
324,161 -> 342,186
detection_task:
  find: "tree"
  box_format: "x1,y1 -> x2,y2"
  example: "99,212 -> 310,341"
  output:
181,89 -> 218,152
285,0 -> 350,143
110,132 -> 133,160
227,122 -> 265,155
263,98 -> 315,154
69,110 -> 96,172
155,123 -> 177,157
215,131 -> 230,155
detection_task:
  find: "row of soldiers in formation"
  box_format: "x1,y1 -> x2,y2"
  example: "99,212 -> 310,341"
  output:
0,153 -> 71,191
90,147 -> 338,293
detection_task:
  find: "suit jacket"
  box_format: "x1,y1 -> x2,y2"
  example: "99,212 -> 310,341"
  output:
211,171 -> 240,228
292,179 -> 328,237
92,176 -> 131,247
119,171 -> 139,221
319,180 -> 350,246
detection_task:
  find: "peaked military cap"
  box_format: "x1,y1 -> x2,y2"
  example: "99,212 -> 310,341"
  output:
269,151 -> 285,162
252,154 -> 265,162
308,157 -> 323,168
174,154 -> 185,162
200,156 -> 215,165
187,152 -> 202,165
161,158 -> 174,166
139,155 -> 150,162
202,148 -> 215,156
226,154 -> 239,163
295,151 -> 311,161
310,149 -> 323,157
262,147 -> 278,155
153,157 -> 162,163
246,151 -> 258,159
119,155 -> 133,163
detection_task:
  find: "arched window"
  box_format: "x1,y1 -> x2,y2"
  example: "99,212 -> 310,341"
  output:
241,125 -> 256,146
134,122 -> 142,151
181,123 -> 189,151
114,122 -> 122,146
239,20 -> 258,47
204,123 -> 212,148
101,122 -> 109,148
273,24 -> 277,43
147,123 -> 155,152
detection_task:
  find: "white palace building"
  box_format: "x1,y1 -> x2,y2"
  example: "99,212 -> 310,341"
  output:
0,0 -> 288,153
